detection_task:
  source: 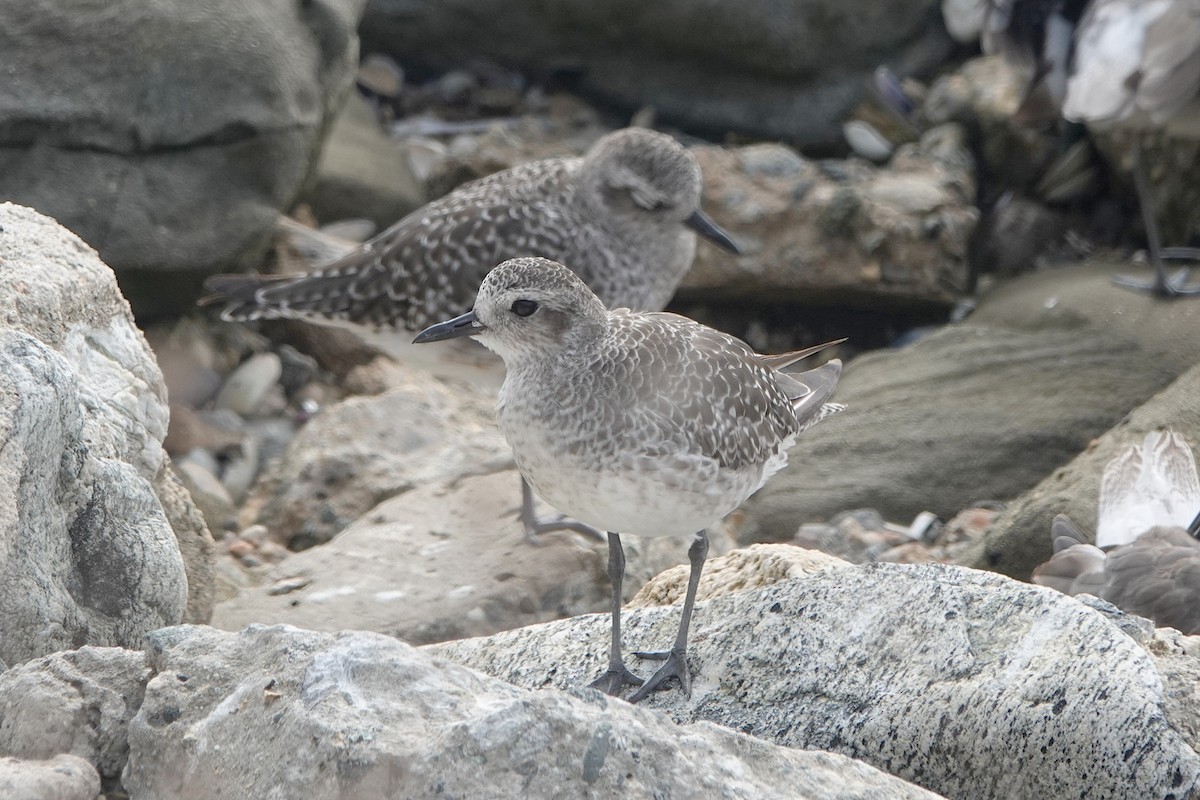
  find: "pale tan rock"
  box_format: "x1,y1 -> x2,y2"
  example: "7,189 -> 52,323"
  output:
630,543 -> 848,608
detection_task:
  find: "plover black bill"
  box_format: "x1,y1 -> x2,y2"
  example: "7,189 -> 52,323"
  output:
202,127 -> 740,545
414,257 -> 845,702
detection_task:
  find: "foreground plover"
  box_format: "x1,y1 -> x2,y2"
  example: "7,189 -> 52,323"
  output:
203,127 -> 740,543
982,0 -> 1200,296
414,257 -> 844,701
1033,430 -> 1200,633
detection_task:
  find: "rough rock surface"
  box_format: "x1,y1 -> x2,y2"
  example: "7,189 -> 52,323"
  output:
0,755 -> 100,800
300,92 -> 427,229
0,204 -> 192,662
121,624 -> 943,799
0,647 -> 148,786
683,126 -> 978,308
630,543 -> 849,608
968,360 -> 1200,579
0,0 -> 365,313
215,469 -> 731,644
154,465 -> 217,624
432,563 -> 1200,800
361,0 -> 947,145
240,370 -> 510,550
741,262 -> 1200,542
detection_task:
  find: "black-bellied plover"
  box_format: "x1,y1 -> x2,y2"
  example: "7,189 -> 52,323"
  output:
203,127 -> 740,543
982,0 -> 1200,296
413,257 -> 844,701
1033,430 -> 1200,633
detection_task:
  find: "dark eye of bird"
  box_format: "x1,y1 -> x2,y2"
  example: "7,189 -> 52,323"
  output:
511,299 -> 538,317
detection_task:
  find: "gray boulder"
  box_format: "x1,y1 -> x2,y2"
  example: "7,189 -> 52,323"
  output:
121,624 -> 942,799
0,755 -> 100,800
0,647 -> 148,786
361,0 -> 947,145
0,204 -> 201,662
741,262 -> 1200,542
432,563 -> 1200,800
0,0 -> 366,315
241,370 -> 510,550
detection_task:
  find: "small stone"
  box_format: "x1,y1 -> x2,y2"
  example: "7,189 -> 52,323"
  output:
226,540 -> 255,559
214,353 -> 283,416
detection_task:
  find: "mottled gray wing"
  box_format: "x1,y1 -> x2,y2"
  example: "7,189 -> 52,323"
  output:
584,313 -> 813,473
209,159 -> 579,332
1102,526 -> 1200,634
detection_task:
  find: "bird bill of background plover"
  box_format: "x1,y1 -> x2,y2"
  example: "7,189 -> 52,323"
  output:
981,0 -> 1200,297
202,127 -> 741,544
413,257 -> 845,702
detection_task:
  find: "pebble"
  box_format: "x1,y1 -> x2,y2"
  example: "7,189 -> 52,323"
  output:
214,353 -> 283,416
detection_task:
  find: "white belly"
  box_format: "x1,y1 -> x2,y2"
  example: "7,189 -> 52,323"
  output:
508,427 -> 772,538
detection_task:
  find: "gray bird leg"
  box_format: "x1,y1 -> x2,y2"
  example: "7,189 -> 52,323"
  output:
629,530 -> 709,703
589,532 -> 645,696
518,477 -> 606,545
1112,138 -> 1200,298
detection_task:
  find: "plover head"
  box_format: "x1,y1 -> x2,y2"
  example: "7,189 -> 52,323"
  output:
578,128 -> 739,253
412,257 -> 606,363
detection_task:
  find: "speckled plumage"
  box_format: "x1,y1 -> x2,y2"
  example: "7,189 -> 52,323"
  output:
204,127 -> 720,339
465,258 -> 844,539
414,256 -> 843,701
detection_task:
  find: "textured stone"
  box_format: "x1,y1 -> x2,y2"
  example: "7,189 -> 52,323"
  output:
742,262 -> 1200,542
0,204 -> 188,663
122,624 -> 942,799
431,564 -> 1200,800
630,543 -> 848,608
0,647 -> 148,785
242,370 -> 509,550
0,755 -> 99,800
0,0 -> 366,315
154,465 -> 217,624
215,469 -> 728,644
300,92 -> 427,228
361,0 -> 948,145
681,126 -> 977,308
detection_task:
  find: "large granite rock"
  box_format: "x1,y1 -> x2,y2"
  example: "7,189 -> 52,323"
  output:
0,0 -> 366,315
361,0 -> 948,145
0,204 -> 207,664
120,624 -> 942,799
432,563 -> 1200,800
968,360 -> 1200,579
741,262 -> 1200,542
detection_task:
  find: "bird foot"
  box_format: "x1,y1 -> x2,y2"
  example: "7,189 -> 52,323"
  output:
628,647 -> 691,703
515,510 -> 606,546
512,499 -> 606,546
588,661 -> 644,697
1112,267 -> 1200,298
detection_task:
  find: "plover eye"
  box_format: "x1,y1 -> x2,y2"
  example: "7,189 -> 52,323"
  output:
511,299 -> 539,317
